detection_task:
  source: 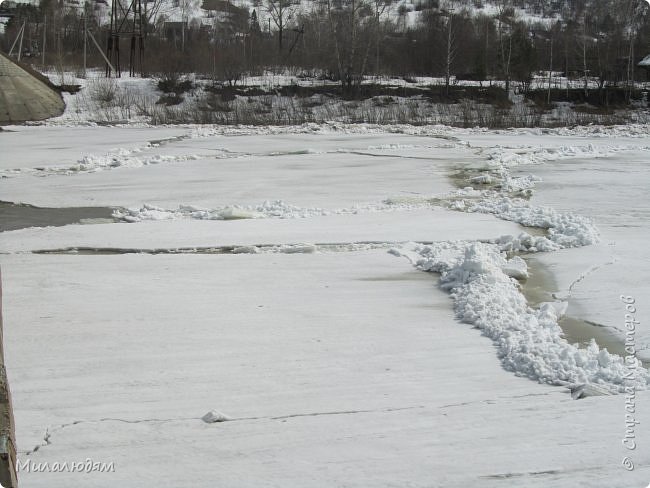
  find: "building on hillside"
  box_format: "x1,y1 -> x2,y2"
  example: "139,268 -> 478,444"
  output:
1,0 -> 39,5
201,0 -> 249,40
162,20 -> 186,43
639,54 -> 650,80
0,1 -> 17,35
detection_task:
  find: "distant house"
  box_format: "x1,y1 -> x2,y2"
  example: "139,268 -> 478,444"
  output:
163,21 -> 187,42
0,3 -> 15,36
0,2 -> 15,21
201,0 -> 248,16
201,0 -> 249,39
639,54 -> 650,80
0,11 -> 13,35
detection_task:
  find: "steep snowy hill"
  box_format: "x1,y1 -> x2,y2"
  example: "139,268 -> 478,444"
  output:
149,0 -> 564,30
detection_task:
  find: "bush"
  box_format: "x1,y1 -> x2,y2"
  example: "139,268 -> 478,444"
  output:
88,78 -> 117,106
157,75 -> 194,95
525,87 -> 642,108
157,93 -> 185,106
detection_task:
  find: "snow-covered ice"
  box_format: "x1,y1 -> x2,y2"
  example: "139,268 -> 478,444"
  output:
4,252 -> 649,487
1,122 -> 650,487
0,209 -> 523,254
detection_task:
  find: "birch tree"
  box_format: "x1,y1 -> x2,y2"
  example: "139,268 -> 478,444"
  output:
266,0 -> 300,53
495,0 -> 513,94
325,0 -> 374,96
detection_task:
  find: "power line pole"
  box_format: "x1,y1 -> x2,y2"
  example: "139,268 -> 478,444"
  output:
42,14 -> 46,67
83,6 -> 87,78
547,36 -> 553,105
17,21 -> 25,61
106,0 -> 145,77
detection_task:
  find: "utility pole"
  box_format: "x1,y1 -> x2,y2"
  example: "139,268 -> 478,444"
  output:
8,21 -> 25,58
547,36 -> 553,105
83,6 -> 87,78
582,12 -> 588,98
485,18 -> 489,85
17,22 -> 25,61
181,2 -> 186,52
42,14 -> 47,67
106,0 -> 145,77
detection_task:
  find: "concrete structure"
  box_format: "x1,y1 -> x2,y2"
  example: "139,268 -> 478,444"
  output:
0,52 -> 64,125
0,269 -> 17,488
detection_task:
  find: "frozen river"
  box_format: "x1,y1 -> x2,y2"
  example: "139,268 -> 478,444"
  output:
1,123 -> 649,487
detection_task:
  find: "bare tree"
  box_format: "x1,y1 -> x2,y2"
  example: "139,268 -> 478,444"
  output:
371,0 -> 392,75
444,5 -> 456,95
579,13 -> 589,98
325,0 -> 374,96
178,0 -> 200,52
265,0 -> 300,53
141,0 -> 167,36
624,0 -> 645,101
495,0 -> 512,94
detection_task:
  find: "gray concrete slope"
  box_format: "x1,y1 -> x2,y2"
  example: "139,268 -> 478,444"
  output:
0,52 -> 64,125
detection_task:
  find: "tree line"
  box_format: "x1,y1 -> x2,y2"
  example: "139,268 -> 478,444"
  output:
2,0 -> 649,98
